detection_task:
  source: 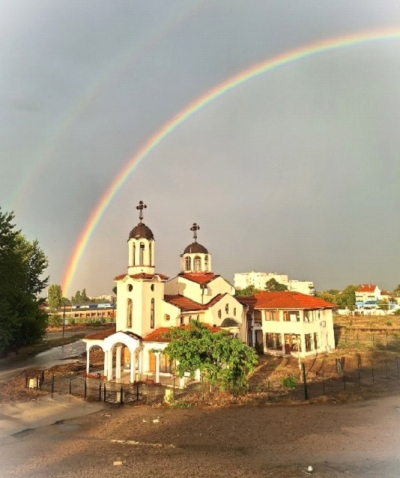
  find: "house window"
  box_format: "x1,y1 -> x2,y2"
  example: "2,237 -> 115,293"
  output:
266,333 -> 282,350
127,298 -> 132,328
204,255 -> 209,271
132,243 -> 136,266
305,334 -> 312,352
149,243 -> 152,266
188,315 -> 192,323
127,284 -> 133,292
140,243 -> 145,265
150,284 -> 154,291
233,308 -> 236,316
180,316 -> 184,325
225,304 -> 229,314
150,298 -> 155,329
194,256 -> 201,272
218,309 -> 221,319
185,256 -> 191,271
164,314 -> 170,321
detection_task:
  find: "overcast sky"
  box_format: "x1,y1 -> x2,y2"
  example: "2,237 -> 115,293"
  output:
2,1 -> 400,297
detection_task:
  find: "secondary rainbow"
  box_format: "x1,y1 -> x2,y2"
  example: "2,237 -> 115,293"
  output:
62,27 -> 400,295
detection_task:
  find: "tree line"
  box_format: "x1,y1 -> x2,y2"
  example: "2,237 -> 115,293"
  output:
0,209 -> 48,355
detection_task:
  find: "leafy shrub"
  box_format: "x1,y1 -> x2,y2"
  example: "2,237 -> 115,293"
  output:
48,314 -> 62,327
386,320 -> 393,326
68,318 -> 76,326
282,374 -> 298,389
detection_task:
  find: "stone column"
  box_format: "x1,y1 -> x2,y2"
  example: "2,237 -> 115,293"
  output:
138,349 -> 143,381
104,350 -> 108,377
300,334 -> 306,356
107,348 -> 113,381
116,346 -> 122,381
130,350 -> 136,383
155,352 -> 160,383
86,347 -> 90,374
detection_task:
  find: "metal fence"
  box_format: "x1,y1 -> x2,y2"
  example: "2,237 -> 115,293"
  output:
24,371 -> 197,405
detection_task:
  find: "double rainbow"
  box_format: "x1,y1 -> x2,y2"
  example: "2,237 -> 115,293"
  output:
62,27 -> 400,295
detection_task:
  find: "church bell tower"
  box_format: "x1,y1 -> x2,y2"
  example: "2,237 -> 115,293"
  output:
127,201 -> 155,275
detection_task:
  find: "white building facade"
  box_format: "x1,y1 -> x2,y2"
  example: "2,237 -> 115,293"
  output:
83,202 -> 246,383
234,271 -> 315,295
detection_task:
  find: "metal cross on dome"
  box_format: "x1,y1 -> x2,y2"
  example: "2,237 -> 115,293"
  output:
136,201 -> 147,223
190,223 -> 200,242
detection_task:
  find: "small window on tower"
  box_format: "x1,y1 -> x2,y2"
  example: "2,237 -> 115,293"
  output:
127,284 -> 133,292
194,256 -> 201,272
185,256 -> 191,271
140,243 -> 145,265
225,304 -> 229,314
204,255 -> 209,271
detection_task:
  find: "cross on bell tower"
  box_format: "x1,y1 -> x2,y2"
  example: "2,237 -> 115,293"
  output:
190,223 -> 200,242
136,201 -> 147,223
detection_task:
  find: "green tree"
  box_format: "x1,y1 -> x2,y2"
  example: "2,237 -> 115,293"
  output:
164,321 -> 258,391
81,288 -> 89,303
0,209 -> 49,355
316,291 -> 339,305
336,284 -> 358,311
265,278 -> 288,292
393,284 -> 400,295
235,285 -> 261,297
377,299 -> 389,311
48,284 -> 63,310
71,290 -> 82,305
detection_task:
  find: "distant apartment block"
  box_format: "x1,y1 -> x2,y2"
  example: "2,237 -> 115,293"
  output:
234,271 -> 315,296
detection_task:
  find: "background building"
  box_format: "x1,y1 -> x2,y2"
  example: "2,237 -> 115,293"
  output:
234,271 -> 315,295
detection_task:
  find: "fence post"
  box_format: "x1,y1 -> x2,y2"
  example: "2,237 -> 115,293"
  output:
103,384 -> 107,402
322,372 -> 326,395
301,363 -> 309,400
371,363 -> 375,384
84,379 -> 87,399
342,372 -> 346,391
25,372 -> 28,388
69,379 -> 72,395
357,362 -> 361,388
120,386 -> 123,405
98,383 -> 102,401
397,358 -> 400,379
146,382 -> 149,405
267,380 -> 271,401
41,370 -> 45,384
386,331 -> 388,347
385,361 -> 388,380
51,374 -> 55,398
136,382 -> 139,401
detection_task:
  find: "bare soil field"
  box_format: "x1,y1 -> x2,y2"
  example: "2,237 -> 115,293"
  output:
1,395 -> 400,477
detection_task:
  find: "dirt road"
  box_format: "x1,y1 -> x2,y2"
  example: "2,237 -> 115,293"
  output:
1,396 -> 400,477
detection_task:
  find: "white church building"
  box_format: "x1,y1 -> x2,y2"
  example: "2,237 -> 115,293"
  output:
83,201 -> 246,383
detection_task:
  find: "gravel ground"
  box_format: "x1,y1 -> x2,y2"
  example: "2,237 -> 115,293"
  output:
1,395 -> 400,477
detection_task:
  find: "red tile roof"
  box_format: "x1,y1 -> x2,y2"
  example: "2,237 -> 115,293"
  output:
179,272 -> 218,285
164,293 -> 225,312
114,272 -> 169,281
143,323 -> 221,342
357,284 -> 377,292
237,292 -> 335,310
84,326 -> 116,340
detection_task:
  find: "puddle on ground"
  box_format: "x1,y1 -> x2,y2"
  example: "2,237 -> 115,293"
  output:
12,428 -> 35,439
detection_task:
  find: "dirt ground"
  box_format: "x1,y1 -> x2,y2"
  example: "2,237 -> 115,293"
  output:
1,395 -> 400,477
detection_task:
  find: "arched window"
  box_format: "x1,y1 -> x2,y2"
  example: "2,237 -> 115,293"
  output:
218,309 -> 221,319
194,256 -> 201,272
225,304 -> 229,314
127,299 -> 133,328
132,243 -> 136,266
185,256 -> 191,271
140,243 -> 145,265
204,255 -> 209,271
233,307 -> 236,316
150,298 -> 155,329
149,242 -> 152,266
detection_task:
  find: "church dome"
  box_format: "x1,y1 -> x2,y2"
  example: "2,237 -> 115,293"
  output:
129,223 -> 154,240
184,242 -> 208,254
